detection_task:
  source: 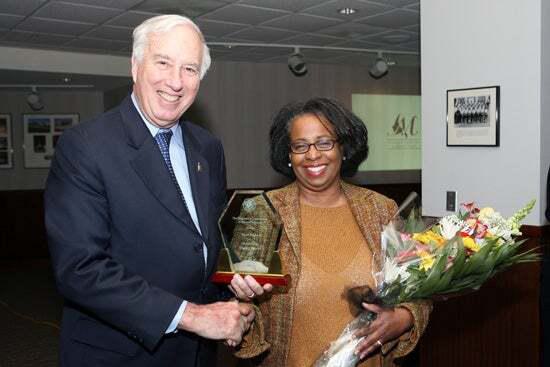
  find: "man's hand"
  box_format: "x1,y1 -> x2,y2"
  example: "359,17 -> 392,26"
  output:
178,301 -> 255,345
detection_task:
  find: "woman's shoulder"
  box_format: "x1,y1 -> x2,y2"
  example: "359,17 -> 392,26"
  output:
265,182 -> 298,208
342,182 -> 397,216
341,182 -> 391,202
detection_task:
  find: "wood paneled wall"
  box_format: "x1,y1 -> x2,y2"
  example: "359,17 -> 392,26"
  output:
0,184 -> 418,259
0,190 -> 47,258
0,90 -> 104,191
187,62 -> 420,189
0,62 -> 420,192
416,226 -> 544,367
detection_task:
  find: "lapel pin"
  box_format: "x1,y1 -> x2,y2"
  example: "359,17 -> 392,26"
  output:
197,162 -> 202,172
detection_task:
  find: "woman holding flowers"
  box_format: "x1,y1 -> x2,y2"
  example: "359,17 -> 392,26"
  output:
230,98 -> 431,367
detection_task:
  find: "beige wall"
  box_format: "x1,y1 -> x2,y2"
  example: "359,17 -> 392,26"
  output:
421,0 -> 546,224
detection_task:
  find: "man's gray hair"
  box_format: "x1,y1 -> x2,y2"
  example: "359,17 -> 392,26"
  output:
132,14 -> 211,80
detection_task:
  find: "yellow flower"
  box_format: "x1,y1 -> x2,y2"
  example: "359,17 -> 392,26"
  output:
413,231 -> 446,247
462,236 -> 480,252
465,218 -> 477,227
418,250 -> 435,271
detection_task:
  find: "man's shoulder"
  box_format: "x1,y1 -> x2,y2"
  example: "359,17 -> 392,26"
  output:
59,104 -> 125,153
183,120 -> 220,144
71,105 -> 122,135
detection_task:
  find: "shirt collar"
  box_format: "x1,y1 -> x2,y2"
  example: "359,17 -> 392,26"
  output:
131,92 -> 183,147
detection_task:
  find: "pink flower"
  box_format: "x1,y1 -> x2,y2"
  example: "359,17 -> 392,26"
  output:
445,256 -> 454,271
415,243 -> 430,253
396,249 -> 417,263
400,233 -> 412,241
475,222 -> 488,239
461,202 -> 480,218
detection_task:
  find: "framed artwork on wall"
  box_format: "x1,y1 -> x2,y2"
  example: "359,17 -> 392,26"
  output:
23,114 -> 78,168
446,86 -> 500,146
0,114 -> 13,169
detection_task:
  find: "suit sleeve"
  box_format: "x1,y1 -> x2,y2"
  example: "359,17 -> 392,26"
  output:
45,128 -> 182,351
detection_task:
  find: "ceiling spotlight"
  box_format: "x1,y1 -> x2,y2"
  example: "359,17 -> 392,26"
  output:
27,86 -> 44,111
338,7 -> 357,15
288,47 -> 307,76
369,52 -> 389,79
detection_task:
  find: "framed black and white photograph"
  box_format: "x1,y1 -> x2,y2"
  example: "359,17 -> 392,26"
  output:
23,114 -> 78,168
446,86 -> 500,146
0,114 -> 13,168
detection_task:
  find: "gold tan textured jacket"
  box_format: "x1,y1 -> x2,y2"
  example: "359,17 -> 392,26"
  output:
235,181 -> 432,367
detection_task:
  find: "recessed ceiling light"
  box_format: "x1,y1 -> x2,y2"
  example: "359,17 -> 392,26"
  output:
338,7 -> 357,15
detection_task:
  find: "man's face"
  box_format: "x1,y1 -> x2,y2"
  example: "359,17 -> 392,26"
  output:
131,24 -> 203,128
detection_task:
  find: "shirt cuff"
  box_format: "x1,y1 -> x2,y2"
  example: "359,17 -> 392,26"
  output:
165,300 -> 187,334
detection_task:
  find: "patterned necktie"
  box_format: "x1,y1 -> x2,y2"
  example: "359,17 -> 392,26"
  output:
155,129 -> 189,209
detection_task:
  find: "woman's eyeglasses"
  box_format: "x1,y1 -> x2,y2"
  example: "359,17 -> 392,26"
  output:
290,139 -> 337,154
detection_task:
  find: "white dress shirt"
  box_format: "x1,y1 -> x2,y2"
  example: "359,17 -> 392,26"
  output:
131,93 -> 207,333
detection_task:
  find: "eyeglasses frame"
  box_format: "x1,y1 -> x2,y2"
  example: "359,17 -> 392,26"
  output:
289,138 -> 339,154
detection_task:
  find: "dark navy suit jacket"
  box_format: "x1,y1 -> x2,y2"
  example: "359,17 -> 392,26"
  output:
45,95 -> 227,366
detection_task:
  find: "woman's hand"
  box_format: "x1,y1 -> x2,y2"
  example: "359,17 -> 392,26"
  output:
354,302 -> 413,360
229,273 -> 273,301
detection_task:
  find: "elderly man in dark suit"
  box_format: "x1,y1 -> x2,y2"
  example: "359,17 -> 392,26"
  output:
45,14 -> 253,367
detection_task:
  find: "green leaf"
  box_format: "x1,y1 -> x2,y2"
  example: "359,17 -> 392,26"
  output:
450,239 -> 467,276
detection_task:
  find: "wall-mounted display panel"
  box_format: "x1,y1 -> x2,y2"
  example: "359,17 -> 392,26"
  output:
0,114 -> 13,169
352,94 -> 421,172
23,114 -> 78,168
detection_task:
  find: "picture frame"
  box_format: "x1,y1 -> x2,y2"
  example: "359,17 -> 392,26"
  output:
0,114 -> 13,168
446,86 -> 500,146
23,114 -> 79,168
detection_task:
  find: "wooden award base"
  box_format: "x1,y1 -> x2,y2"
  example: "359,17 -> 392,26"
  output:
211,271 -> 290,286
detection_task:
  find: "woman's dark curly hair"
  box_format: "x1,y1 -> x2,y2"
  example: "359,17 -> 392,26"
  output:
269,97 -> 369,179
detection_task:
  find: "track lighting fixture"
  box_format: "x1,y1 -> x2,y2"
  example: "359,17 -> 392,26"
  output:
369,52 -> 389,79
27,86 -> 44,111
206,42 -> 412,77
288,47 -> 307,76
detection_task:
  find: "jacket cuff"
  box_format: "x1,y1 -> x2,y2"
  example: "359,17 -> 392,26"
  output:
382,300 -> 432,358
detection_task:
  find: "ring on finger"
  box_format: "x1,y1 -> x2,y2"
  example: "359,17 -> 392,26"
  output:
376,340 -> 383,347
247,293 -> 255,298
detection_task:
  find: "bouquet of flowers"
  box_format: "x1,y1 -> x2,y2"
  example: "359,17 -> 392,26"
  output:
313,195 -> 539,367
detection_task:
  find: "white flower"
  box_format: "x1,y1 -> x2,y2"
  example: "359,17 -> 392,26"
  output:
382,258 -> 411,284
478,207 -> 495,222
478,211 -> 515,241
439,215 -> 464,239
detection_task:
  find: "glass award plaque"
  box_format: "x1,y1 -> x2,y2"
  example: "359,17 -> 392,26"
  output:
211,190 -> 290,286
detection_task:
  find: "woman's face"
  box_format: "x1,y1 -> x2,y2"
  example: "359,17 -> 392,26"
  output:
289,113 -> 343,194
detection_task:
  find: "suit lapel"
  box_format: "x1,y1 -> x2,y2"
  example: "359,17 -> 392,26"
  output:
181,123 -> 210,242
120,96 -> 201,235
